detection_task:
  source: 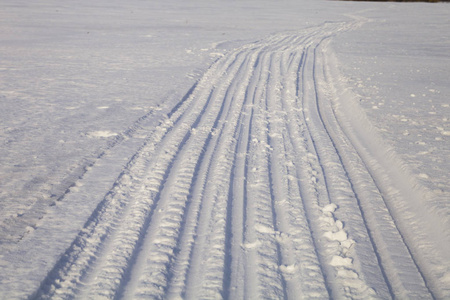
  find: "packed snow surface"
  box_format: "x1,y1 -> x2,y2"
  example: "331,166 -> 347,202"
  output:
1,0 -> 449,299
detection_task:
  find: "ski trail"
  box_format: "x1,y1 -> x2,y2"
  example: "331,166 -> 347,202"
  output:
21,20 -> 447,300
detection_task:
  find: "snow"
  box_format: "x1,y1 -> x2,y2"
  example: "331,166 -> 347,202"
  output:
1,0 -> 449,299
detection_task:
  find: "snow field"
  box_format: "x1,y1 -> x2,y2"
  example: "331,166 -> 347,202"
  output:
1,2 -> 450,299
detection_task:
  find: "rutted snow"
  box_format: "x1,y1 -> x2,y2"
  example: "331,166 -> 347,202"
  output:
1,0 -> 449,299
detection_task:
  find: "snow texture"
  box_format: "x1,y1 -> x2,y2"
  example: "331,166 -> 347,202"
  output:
1,0 -> 449,299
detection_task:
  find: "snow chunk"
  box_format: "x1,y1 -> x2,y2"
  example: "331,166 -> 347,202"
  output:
336,220 -> 344,230
341,239 -> 356,249
322,203 -> 338,214
87,131 -> 118,138
330,256 -> 353,267
324,230 -> 348,242
337,269 -> 359,279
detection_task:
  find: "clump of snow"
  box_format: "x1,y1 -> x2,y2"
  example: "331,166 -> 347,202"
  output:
330,256 -> 353,267
86,131 -> 118,138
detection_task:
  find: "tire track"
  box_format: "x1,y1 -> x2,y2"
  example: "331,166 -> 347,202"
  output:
123,48 -> 257,299
26,20 -> 445,300
33,45 -> 245,299
75,48 -> 248,299
267,49 -> 328,299
301,40 -> 387,299
314,37 -> 448,299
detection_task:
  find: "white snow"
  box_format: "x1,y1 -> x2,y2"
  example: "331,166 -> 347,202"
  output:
1,0 -> 449,299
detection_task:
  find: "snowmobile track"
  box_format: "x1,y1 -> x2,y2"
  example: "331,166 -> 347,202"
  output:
6,20 -> 446,300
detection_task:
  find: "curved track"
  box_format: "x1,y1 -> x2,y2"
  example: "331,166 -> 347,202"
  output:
2,21 -> 448,299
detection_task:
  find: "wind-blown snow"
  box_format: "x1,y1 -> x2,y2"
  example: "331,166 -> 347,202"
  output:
0,0 -> 449,299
